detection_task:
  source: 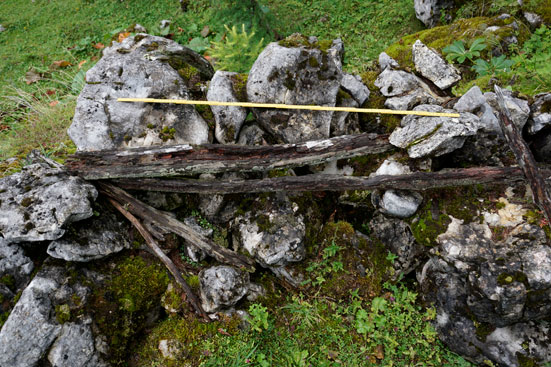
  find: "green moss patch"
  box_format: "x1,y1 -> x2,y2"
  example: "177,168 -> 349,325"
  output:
89,256 -> 169,365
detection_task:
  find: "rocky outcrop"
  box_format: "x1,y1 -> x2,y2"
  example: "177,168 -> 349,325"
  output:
0,265 -> 105,367
412,40 -> 461,90
414,0 -> 453,28
389,105 -> 479,158
419,218 -> 551,366
246,35 -> 343,143
199,266 -> 250,313
370,159 -> 423,218
232,195 -> 305,282
207,71 -> 247,143
374,68 -> 439,110
68,34 -> 210,151
46,211 -> 131,262
0,164 -> 97,243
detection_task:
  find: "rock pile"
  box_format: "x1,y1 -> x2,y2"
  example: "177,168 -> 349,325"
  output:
2,25 -> 551,367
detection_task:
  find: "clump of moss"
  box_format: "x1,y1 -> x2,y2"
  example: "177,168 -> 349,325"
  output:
90,256 -> 169,365
278,34 -> 333,54
230,73 -> 248,102
177,64 -> 200,81
195,104 -> 215,129
55,304 -> 71,324
134,314 -> 241,367
0,275 -> 15,290
20,197 -> 33,207
146,41 -> 159,52
159,126 -> 176,142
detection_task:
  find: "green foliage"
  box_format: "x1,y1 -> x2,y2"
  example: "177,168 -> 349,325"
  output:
209,24 -> 265,73
511,25 -> 551,94
443,38 -> 486,63
248,303 -> 270,332
472,54 -> 514,76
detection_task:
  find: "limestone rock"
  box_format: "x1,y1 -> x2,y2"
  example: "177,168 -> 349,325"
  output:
524,12 -> 543,29
0,25 -> 5,33
340,73 -> 370,105
527,93 -> 551,135
419,216 -> 551,365
47,323 -> 108,367
207,71 -> 247,143
0,239 -> 34,295
378,51 -> 399,70
414,0 -> 453,28
484,90 -> 530,131
237,124 -> 266,145
370,159 -> 423,218
0,265 -> 99,367
47,211 -> 132,262
370,214 -> 423,276
232,195 -> 305,270
199,266 -> 250,313
389,105 -> 479,158
158,339 -> 183,360
384,88 -> 437,111
454,86 -> 500,133
246,36 -> 343,143
412,40 -> 461,90
68,34 -> 210,151
374,68 -> 423,97
0,164 -> 97,243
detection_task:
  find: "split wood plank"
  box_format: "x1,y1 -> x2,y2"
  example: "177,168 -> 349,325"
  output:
111,166 -> 551,194
494,85 -> 551,225
98,182 -> 255,271
107,197 -> 209,319
66,133 -> 392,180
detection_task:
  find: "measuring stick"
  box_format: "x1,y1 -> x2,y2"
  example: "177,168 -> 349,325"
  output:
117,98 -> 460,118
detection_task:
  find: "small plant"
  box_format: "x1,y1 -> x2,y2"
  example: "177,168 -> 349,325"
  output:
472,55 -> 514,77
247,303 -> 270,332
442,38 -> 487,64
208,24 -> 265,73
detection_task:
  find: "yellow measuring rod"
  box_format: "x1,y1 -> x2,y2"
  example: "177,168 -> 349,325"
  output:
117,98 -> 460,118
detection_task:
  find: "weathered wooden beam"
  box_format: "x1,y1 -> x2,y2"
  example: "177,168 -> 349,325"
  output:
111,166 -> 551,194
107,197 -> 209,320
66,133 -> 392,180
98,182 -> 255,271
494,85 -> 551,226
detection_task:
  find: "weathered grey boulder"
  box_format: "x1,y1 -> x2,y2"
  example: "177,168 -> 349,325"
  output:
524,12 -> 543,29
237,124 -> 266,145
485,90 -> 530,131
370,214 -> 423,276
68,34 -> 210,151
527,93 -> 551,135
419,217 -> 551,366
331,91 -> 361,137
414,0 -> 453,28
374,68 -> 439,111
389,105 -> 479,158
412,40 -> 461,90
199,266 -> 250,313
340,73 -> 370,105
232,195 -> 305,272
0,164 -> 97,243
207,71 -> 247,143
47,211 -> 131,262
454,86 -> 500,133
374,68 -> 423,97
0,239 -> 33,296
370,159 -> 423,218
48,322 -> 108,367
246,36 -> 343,143
378,51 -> 399,70
0,265 -> 103,367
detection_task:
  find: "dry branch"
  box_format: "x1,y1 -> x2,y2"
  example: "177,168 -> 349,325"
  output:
98,182 -> 255,271
107,197 -> 209,319
66,133 -> 392,180
111,166 -> 551,194
494,85 -> 551,225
